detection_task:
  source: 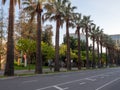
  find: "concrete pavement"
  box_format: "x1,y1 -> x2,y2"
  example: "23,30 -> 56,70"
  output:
0,67 -> 120,90
0,68 -> 78,76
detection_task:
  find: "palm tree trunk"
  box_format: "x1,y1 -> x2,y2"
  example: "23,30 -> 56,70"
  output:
35,11 -> 42,74
97,41 -> 100,68
66,19 -> 71,71
106,47 -> 108,67
77,27 -> 81,70
54,16 -> 60,72
100,41 -> 103,67
92,38 -> 95,68
0,54 -> 1,70
85,28 -> 89,68
4,0 -> 14,76
0,27 -> 2,70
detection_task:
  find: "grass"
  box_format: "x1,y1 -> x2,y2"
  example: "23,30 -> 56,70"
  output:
14,64 -> 49,70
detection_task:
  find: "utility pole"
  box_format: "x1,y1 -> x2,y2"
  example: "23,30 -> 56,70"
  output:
0,5 -> 3,70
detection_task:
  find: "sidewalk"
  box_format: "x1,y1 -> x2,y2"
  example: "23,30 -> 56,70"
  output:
0,68 -> 78,76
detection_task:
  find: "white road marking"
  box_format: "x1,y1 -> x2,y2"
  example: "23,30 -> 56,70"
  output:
101,74 -> 110,77
100,77 -> 104,79
53,85 -> 68,90
36,70 -> 120,90
85,78 -> 96,81
80,82 -> 86,85
23,80 -> 38,83
96,78 -> 120,90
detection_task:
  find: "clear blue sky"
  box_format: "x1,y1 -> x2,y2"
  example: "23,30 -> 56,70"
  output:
1,0 -> 120,45
71,0 -> 120,35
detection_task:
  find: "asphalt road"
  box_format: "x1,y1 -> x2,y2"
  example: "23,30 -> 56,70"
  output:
1,67 -> 120,90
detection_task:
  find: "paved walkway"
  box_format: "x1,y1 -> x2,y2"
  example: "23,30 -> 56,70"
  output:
0,68 -> 78,76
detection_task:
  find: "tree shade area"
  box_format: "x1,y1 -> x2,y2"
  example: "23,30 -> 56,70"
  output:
0,0 -> 120,76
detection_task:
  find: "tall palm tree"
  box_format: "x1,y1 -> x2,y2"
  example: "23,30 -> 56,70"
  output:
102,34 -> 115,67
23,0 -> 54,74
2,0 -> 20,76
90,24 -> 98,68
43,0 -> 69,72
99,29 -> 104,67
74,13 -> 83,70
95,27 -> 102,68
102,34 -> 109,67
82,16 -> 93,68
62,3 -> 77,71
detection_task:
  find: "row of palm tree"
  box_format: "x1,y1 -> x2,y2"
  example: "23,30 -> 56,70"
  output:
2,0 -> 120,76
43,0 -> 119,70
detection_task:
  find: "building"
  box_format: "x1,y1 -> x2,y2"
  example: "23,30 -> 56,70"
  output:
109,34 -> 120,48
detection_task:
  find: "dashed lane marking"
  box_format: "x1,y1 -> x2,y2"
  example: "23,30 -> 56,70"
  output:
23,80 -> 38,83
85,78 -> 96,81
36,70 -> 120,90
96,78 -> 120,90
53,85 -> 68,90
80,82 -> 86,85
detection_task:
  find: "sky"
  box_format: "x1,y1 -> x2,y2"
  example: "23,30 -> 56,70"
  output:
60,0 -> 120,44
1,0 -> 120,45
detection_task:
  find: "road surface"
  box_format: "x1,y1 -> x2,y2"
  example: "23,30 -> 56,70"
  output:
0,67 -> 120,90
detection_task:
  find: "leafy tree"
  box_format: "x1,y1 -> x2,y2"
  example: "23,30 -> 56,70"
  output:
16,38 -> 36,70
42,25 -> 53,45
59,44 -> 77,67
63,36 -> 77,50
16,38 -> 36,55
41,42 -> 55,64
59,44 -> 67,62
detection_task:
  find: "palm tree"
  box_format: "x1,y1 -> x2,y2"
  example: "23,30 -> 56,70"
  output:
99,29 -> 104,67
62,3 -> 77,71
95,27 -> 102,68
102,34 -> 115,67
2,0 -> 20,76
23,0 -> 55,74
82,16 -> 93,68
102,34 -> 109,67
43,0 -> 69,72
74,13 -> 83,70
90,24 -> 98,68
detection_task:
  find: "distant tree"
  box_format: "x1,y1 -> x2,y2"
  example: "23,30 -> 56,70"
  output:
63,36 -> 77,50
41,42 -> 55,63
16,38 -> 36,70
63,36 -> 86,51
42,25 -> 53,45
59,44 -> 67,61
